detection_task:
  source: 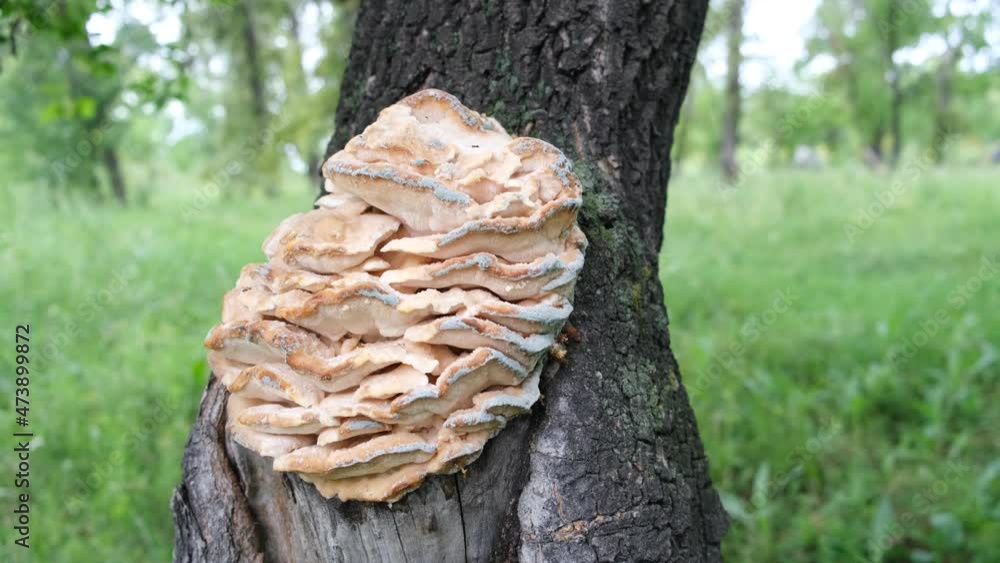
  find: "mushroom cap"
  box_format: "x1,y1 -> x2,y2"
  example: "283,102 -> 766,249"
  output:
380,196 -> 580,263
380,227 -> 585,301
317,418 -> 390,445
471,294 -> 573,334
237,262 -> 335,293
204,320 -> 322,365
228,421 -> 315,458
274,432 -> 437,479
227,363 -> 325,408
287,339 -> 440,393
389,348 -> 527,421
355,365 -> 429,400
275,280 -> 492,341
404,316 -> 554,369
263,209 -> 400,274
235,404 -> 326,435
322,90 -> 581,233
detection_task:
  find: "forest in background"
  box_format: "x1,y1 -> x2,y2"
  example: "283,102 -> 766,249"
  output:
0,0 -> 996,206
0,0 -> 357,206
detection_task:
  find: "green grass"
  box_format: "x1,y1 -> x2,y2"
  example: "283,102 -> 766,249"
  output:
0,184 -> 308,562
1,167 -> 997,561
663,167 -> 999,562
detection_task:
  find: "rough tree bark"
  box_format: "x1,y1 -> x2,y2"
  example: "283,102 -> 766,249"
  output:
172,1 -> 728,561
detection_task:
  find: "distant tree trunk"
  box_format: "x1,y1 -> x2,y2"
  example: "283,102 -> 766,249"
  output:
172,1 -> 728,562
825,127 -> 840,156
284,0 -> 322,186
102,147 -> 127,206
673,71 -> 699,175
306,152 -> 321,185
886,0 -> 903,168
719,0 -> 744,182
240,2 -> 267,125
238,1 -> 276,196
888,81 -> 902,166
931,44 -> 958,163
865,125 -> 885,168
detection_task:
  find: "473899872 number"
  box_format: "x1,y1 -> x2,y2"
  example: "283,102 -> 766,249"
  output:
15,324 -> 30,426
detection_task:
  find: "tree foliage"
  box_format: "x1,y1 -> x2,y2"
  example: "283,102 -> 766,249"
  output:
0,0 -> 995,203
0,0 -> 355,203
675,0 -> 996,173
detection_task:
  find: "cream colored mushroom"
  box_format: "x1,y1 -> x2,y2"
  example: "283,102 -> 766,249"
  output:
204,89 -> 586,502
274,280 -> 492,341
204,320 -> 322,365
228,422 -> 315,458
287,339 -> 440,393
389,348 -> 527,421
263,209 -> 400,274
235,404 -> 326,435
227,363 -> 325,408
469,294 -> 573,334
380,231 -> 585,301
404,316 -> 554,368
274,432 -> 437,479
380,198 -> 581,263
236,262 -> 334,294
355,365 -> 429,400
317,418 -> 390,445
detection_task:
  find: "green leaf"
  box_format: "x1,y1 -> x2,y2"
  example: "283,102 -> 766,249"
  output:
40,100 -> 65,122
751,462 -> 771,509
718,491 -> 751,522
871,496 -> 895,560
76,96 -> 97,119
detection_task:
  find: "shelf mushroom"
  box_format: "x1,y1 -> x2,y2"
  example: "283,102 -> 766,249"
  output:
204,89 -> 586,502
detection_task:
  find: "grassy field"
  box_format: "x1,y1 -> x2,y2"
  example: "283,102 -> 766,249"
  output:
663,167 -> 999,562
1,167 -> 997,561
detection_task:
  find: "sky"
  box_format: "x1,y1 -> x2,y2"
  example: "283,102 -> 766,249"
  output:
704,0 -> 824,89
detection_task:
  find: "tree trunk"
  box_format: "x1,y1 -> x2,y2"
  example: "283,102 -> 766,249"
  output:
886,0 -> 903,168
102,147 -> 127,206
172,1 -> 727,562
673,69 -> 699,175
283,0 -> 322,187
719,0 -> 743,183
239,1 -> 274,197
865,125 -> 885,169
240,1 -> 267,125
306,151 -> 321,186
888,79 -> 902,167
931,45 -> 958,164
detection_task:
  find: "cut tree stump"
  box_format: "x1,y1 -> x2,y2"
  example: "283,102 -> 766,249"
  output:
172,1 -> 728,561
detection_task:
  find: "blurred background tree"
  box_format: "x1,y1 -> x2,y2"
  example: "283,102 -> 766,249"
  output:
0,0 -> 357,204
671,0 -> 996,176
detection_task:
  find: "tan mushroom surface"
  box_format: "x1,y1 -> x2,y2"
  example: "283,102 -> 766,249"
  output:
204,89 -> 586,502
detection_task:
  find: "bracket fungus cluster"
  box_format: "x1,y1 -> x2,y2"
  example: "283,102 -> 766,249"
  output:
204,89 -> 586,502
